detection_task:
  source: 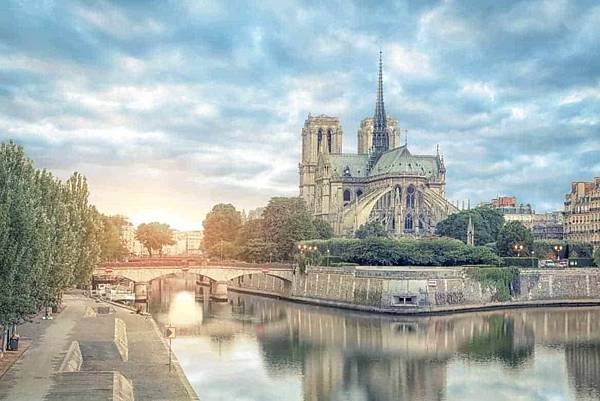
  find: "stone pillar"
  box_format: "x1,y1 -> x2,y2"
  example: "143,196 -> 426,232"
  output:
134,282 -> 148,313
211,281 -> 228,302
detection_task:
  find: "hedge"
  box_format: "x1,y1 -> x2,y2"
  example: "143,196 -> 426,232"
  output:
299,237 -> 501,267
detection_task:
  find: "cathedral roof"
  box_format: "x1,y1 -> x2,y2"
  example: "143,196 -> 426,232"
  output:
370,145 -> 442,179
326,153 -> 369,178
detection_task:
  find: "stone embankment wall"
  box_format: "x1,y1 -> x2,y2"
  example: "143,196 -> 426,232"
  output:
230,266 -> 600,313
519,269 -> 600,300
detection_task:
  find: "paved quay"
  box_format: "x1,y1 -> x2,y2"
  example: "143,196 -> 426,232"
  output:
0,293 -> 198,401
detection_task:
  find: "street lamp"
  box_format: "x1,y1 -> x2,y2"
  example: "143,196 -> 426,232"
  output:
513,243 -> 524,257
531,250 -> 535,269
554,244 -> 563,261
326,249 -> 330,266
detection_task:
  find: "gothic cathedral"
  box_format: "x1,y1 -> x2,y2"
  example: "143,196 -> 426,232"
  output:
299,52 -> 458,237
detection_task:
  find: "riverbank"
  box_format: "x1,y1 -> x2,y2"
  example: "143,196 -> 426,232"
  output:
231,285 -> 600,315
230,265 -> 600,316
0,292 -> 199,401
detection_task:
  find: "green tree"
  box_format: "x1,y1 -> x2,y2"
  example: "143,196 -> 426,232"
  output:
202,204 -> 242,251
262,197 -> 317,261
99,215 -> 129,262
496,221 -> 534,257
435,207 -> 504,245
0,141 -> 103,334
135,222 -> 175,256
355,221 -> 388,239
313,219 -> 334,239
594,247 -> 600,267
235,218 -> 272,262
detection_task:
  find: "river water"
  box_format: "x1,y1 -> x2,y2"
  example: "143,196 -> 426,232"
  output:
149,276 -> 600,401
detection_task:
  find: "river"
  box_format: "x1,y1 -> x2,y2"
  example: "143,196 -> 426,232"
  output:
149,275 -> 600,401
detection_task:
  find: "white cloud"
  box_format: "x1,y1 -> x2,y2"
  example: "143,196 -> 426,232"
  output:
386,44 -> 435,79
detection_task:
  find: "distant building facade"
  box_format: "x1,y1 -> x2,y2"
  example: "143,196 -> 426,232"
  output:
299,53 -> 457,236
482,196 -> 535,229
532,212 -> 564,241
483,196 -> 564,240
564,177 -> 600,248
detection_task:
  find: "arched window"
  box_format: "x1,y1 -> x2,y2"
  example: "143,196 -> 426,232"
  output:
405,213 -> 413,231
356,189 -> 363,198
327,129 -> 333,153
406,186 -> 415,209
343,189 -> 351,203
317,128 -> 323,152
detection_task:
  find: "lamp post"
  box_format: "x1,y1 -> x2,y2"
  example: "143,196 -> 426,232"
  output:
326,249 -> 330,266
513,243 -> 524,257
531,250 -> 535,268
554,244 -> 563,261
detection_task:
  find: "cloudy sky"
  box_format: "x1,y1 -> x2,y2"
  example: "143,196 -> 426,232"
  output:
1,0 -> 598,230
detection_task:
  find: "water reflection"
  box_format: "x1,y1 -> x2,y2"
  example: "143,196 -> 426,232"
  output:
148,275 -> 600,401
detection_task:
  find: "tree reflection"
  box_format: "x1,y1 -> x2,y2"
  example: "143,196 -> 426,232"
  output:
459,315 -> 533,368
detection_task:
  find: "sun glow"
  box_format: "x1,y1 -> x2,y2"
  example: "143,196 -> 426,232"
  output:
168,291 -> 203,326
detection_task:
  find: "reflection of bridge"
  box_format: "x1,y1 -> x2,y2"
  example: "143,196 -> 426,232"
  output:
93,261 -> 293,309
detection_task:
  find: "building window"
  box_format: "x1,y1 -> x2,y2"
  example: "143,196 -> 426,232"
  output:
317,128 -> 323,152
406,185 -> 415,208
405,213 -> 413,231
392,295 -> 417,306
356,189 -> 363,198
327,129 -> 333,153
343,189 -> 351,204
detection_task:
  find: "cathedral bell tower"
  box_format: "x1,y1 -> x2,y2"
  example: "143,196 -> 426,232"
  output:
299,115 -> 342,211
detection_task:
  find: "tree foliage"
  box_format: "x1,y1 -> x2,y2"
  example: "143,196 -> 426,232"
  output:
135,222 -> 175,256
435,207 -> 504,245
301,237 -> 501,266
98,215 -> 129,262
355,221 -> 388,239
202,204 -> 242,251
262,197 -> 317,261
0,141 -> 101,327
594,247 -> 600,267
313,219 -> 334,239
496,221 -> 534,257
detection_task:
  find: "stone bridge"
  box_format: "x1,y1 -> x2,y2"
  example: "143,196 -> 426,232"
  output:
93,262 -> 294,309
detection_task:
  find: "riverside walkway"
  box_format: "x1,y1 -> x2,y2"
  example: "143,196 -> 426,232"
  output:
0,292 -> 198,401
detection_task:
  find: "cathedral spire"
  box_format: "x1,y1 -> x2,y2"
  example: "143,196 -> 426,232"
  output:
373,50 -> 387,152
368,51 -> 389,171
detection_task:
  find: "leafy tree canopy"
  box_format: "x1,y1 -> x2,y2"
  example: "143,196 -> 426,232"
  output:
262,197 -> 317,261
435,207 -> 504,246
0,141 -> 101,327
313,219 -> 334,240
496,221 -> 534,257
202,203 -> 242,251
99,215 -> 129,262
135,222 -> 175,257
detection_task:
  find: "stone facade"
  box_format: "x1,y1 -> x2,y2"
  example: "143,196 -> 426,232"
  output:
299,54 -> 457,237
564,177 -> 600,248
